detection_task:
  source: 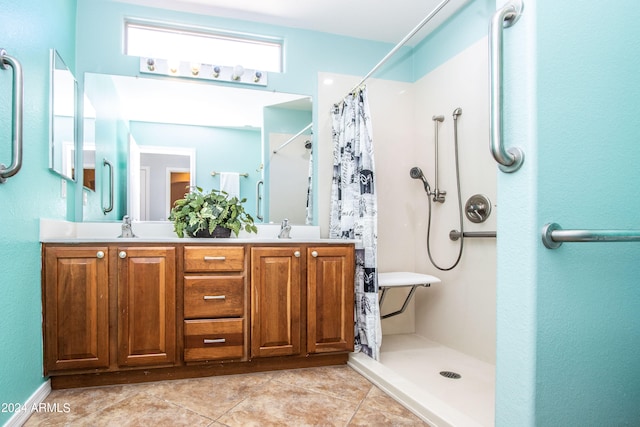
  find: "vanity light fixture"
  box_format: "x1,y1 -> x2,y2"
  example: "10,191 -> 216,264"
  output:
139,57 -> 268,86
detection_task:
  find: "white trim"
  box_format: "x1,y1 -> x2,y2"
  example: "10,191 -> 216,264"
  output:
5,380 -> 51,427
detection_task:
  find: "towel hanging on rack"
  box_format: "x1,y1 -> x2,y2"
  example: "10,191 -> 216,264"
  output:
219,172 -> 240,199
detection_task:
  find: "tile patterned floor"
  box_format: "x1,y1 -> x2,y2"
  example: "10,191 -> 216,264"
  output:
24,366 -> 429,426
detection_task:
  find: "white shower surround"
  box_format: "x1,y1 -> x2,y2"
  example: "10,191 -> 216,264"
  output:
317,37 -> 495,426
318,36 -> 495,364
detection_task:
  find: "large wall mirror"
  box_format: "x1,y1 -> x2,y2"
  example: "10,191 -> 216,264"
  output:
83,73 -> 312,224
49,49 -> 77,181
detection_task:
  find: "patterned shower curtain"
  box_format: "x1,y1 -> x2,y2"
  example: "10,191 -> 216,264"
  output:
330,86 -> 381,360
305,147 -> 313,225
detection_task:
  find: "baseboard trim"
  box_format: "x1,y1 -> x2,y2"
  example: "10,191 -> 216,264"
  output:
5,380 -> 51,427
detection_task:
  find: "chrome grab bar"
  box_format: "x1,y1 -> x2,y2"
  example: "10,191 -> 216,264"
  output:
489,0 -> 524,173
0,49 -> 24,184
256,179 -> 264,221
102,159 -> 114,214
542,223 -> 640,249
449,230 -> 497,241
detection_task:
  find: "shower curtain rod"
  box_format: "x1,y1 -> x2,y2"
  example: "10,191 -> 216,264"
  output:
272,122 -> 312,154
344,0 -> 451,96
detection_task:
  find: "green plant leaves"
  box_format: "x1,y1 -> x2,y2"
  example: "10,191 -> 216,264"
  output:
168,187 -> 257,238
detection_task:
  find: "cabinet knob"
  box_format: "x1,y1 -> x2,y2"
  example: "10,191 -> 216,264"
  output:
119,251 -> 127,259
311,251 -> 318,258
96,251 -> 105,259
294,251 -> 300,258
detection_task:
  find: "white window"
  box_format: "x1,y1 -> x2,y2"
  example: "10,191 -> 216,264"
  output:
125,21 -> 283,72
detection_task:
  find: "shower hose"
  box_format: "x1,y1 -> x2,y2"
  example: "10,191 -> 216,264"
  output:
426,110 -> 464,271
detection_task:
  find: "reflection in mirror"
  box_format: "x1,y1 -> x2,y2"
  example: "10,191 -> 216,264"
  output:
83,73 -> 313,224
82,96 -> 96,190
49,49 -> 77,181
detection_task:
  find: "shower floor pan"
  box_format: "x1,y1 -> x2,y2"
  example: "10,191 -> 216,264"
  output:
349,334 -> 495,427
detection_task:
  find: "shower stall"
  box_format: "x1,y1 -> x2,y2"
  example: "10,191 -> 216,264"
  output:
348,35 -> 497,427
314,1 -> 505,425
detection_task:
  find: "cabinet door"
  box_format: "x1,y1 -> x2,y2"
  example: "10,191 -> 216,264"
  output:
307,246 -> 355,353
117,247 -> 176,367
43,246 -> 110,372
250,247 -> 301,357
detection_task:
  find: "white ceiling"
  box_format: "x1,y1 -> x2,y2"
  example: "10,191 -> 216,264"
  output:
114,0 -> 471,45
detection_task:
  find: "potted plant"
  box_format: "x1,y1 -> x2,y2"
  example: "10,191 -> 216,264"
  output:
169,186 -> 258,238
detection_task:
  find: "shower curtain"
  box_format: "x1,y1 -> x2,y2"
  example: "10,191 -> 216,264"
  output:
305,147 -> 313,225
330,86 -> 381,360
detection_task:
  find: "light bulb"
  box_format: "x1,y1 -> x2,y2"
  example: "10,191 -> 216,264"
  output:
168,59 -> 180,74
232,65 -> 245,81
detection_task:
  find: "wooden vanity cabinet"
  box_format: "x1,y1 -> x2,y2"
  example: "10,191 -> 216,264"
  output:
43,246 -> 110,373
307,246 -> 355,354
116,246 -> 176,367
43,245 -> 177,375
182,246 -> 248,362
250,244 -> 355,358
43,242 -> 354,388
250,246 -> 302,358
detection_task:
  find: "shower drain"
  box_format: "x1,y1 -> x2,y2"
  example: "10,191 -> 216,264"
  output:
439,371 -> 462,379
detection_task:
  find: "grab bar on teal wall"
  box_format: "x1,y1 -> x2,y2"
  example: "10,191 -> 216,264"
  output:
542,223 -> 640,249
102,159 -> 114,214
489,1 -> 525,173
0,49 -> 24,184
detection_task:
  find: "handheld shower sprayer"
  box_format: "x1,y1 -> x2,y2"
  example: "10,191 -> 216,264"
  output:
410,167 -> 431,194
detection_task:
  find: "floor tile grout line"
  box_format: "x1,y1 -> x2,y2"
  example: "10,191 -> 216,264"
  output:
344,383 -> 374,426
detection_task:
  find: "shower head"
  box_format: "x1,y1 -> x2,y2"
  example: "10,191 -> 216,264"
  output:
410,167 -> 431,194
453,107 -> 462,120
432,115 -> 445,122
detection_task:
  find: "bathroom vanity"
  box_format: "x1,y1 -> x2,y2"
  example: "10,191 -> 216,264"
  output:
41,233 -> 355,389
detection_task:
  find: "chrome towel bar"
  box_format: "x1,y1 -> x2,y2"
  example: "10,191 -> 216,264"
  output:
489,0 -> 525,173
542,222 -> 640,249
0,49 -> 24,184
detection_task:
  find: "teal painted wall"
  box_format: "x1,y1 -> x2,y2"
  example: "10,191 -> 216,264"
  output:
0,0 -> 77,424
497,0 -> 640,425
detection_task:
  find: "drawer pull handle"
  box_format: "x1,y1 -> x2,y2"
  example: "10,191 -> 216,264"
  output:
203,295 -> 226,300
119,251 -> 127,259
96,251 -> 105,259
311,250 -> 318,258
204,256 -> 226,261
203,338 -> 226,344
294,250 -> 300,258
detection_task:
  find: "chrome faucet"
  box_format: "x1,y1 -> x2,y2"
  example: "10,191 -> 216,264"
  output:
278,218 -> 291,239
118,215 -> 137,238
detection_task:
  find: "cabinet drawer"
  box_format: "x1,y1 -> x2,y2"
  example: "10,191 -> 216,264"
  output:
184,246 -> 244,272
184,276 -> 244,318
184,319 -> 244,361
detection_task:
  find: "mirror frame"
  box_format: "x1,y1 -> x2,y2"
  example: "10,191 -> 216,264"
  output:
49,49 -> 77,182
